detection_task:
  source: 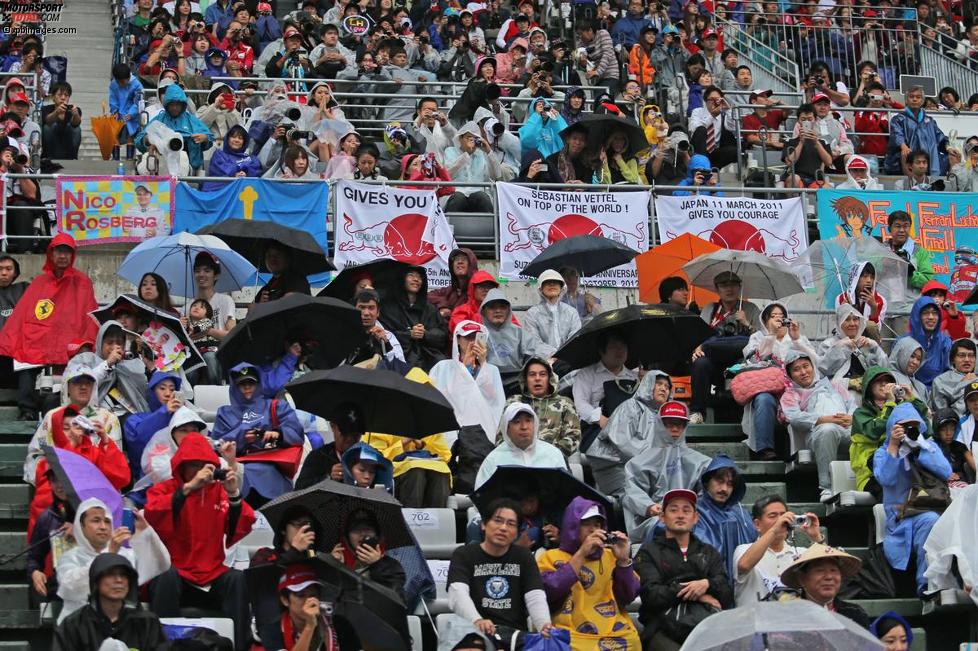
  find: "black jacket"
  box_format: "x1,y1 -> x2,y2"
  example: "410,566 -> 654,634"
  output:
294,442 -> 341,490
0,280 -> 27,332
824,596 -> 871,629
364,555 -> 407,602
54,606 -> 167,651
635,531 -> 733,640
380,265 -> 447,371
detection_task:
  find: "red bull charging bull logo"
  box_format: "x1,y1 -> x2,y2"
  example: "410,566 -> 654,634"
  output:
338,212 -> 437,265
504,213 -> 646,253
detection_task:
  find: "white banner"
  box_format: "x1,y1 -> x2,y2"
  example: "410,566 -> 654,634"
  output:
333,181 -> 457,288
496,183 -> 651,287
655,195 -> 808,263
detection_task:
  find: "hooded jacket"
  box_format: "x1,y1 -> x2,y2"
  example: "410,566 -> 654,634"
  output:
53,553 -> 167,651
123,370 -> 182,475
197,82 -> 243,142
474,402 -> 567,488
869,611 -> 914,648
212,362 -> 303,500
560,87 -> 587,126
920,279 -> 969,339
693,455 -> 757,584
888,336 -> 930,404
428,247 -> 478,313
930,338 -> 976,416
137,405 -> 208,490
522,269 -> 582,359
480,288 -> 525,372
136,84 -> 213,169
56,498 -> 170,623
449,269 -> 502,334
399,152 -> 454,196
835,261 -> 888,325
906,296 -> 952,386
144,433 -> 256,585
0,259 -> 26,332
108,74 -> 145,138
517,99 -> 569,159
817,303 -> 887,383
0,234 -> 98,365
203,124 -> 262,190
505,357 -> 580,456
884,107 -> 949,176
77,320 -> 150,416
836,155 -> 883,190
781,350 -> 853,433
380,265 -> 448,371
851,366 -> 931,491
675,154 -> 721,196
537,497 -> 641,647
591,371 -> 673,469
341,442 -> 395,491
874,402 -> 950,572
444,120 -> 503,187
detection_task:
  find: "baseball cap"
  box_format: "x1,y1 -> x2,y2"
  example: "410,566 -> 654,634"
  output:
231,366 -> 260,385
278,566 -> 321,593
67,338 -> 94,356
458,321 -> 483,337
8,91 -> 29,105
847,157 -> 869,170
700,28 -> 718,39
64,365 -> 98,384
965,381 -> 978,401
934,408 -> 960,428
812,92 -> 831,103
580,504 -> 605,521
713,270 -> 742,285
662,488 -> 697,509
283,25 -> 302,39
257,2 -> 273,10
662,24 -> 680,35
749,88 -> 773,100
659,401 -> 690,421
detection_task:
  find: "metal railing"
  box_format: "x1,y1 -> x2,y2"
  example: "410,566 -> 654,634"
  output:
920,42 -> 978,98
718,17 -> 801,93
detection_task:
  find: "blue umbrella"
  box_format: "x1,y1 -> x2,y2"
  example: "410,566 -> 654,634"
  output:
116,232 -> 257,298
42,445 -> 123,526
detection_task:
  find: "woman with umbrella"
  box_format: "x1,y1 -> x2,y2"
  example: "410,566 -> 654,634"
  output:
380,265 -> 447,372
597,128 -> 642,184
253,241 -> 313,306
137,272 -> 179,315
329,508 -> 406,601
548,123 -> 598,183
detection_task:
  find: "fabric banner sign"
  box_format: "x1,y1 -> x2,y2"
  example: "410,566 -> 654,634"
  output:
496,183 -> 650,287
173,178 -> 329,254
816,188 -> 978,302
333,180 -> 457,288
655,194 -> 808,263
56,176 -> 174,245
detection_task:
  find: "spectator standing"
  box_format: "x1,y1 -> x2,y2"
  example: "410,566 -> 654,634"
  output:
612,0 -> 654,49
650,25 -> 689,102
0,254 -> 27,394
380,265 -> 447,372
886,210 -> 934,290
691,456 -> 757,577
885,85 -> 948,176
629,27 -> 657,89
576,19 -> 620,95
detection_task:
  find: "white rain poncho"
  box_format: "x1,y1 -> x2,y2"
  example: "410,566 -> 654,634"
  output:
925,482 -> 978,602
474,402 -> 566,488
135,405 -> 209,490
521,269 -> 582,359
817,303 -> 887,383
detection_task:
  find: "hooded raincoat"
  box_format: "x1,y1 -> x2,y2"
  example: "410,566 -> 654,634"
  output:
428,247 -> 478,314
144,433 -> 256,586
874,402 -> 951,590
135,84 -> 213,170
55,498 -> 170,623
474,402 -> 567,488
884,108 -> 949,176
674,154 -> 721,196
123,370 -> 182,476
836,155 -> 883,190
931,338 -> 977,416
692,456 -> 757,583
212,362 -> 303,501
868,611 -> 914,648
888,336 -> 930,405
341,442 -> 394,491
835,261 -> 888,325
622,406 -> 711,542
920,280 -> 969,339
380,264 -> 447,371
851,366 -> 931,492
517,99 -> 569,158
0,233 -> 98,365
480,288 -> 525,372
73,320 -> 150,417
537,497 -> 641,649
444,121 -> 504,187
905,296 -> 952,387
560,87 -> 587,126
449,269 -> 505,334
817,303 -> 887,384
137,405 -> 208,489
203,123 -> 262,190
522,270 -> 582,359
505,357 -> 580,456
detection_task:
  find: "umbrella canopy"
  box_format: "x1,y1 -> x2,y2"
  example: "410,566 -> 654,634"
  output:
90,294 -> 205,373
196,219 -> 335,277
261,479 -> 414,551
285,366 -> 459,437
471,466 -> 612,516
116,232 -> 257,298
679,599 -> 884,651
577,113 -> 649,158
520,235 -> 639,279
317,259 -> 413,303
554,303 -> 714,370
217,293 -> 366,368
91,111 -> 126,161
42,445 -> 124,526
683,249 -> 804,300
796,237 -> 910,308
636,234 -> 721,305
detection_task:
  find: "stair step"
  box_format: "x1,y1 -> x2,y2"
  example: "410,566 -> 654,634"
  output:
0,610 -> 39,629
689,442 -> 749,461
685,423 -> 744,441
738,460 -> 786,477
0,533 -> 28,571
743,481 -> 786,504
0,420 -> 38,438
0,585 -> 28,611
0,407 -> 17,420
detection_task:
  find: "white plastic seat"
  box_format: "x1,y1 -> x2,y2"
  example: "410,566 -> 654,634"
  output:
787,425 -> 810,462
193,384 -> 230,421
827,460 -> 876,514
873,503 -> 887,545
160,617 -> 235,647
415,559 -> 452,616
407,614 -> 423,651
447,494 -> 473,511
403,508 -> 458,559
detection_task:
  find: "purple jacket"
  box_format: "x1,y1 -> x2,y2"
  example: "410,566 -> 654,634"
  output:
204,124 -> 263,191
540,496 -> 640,607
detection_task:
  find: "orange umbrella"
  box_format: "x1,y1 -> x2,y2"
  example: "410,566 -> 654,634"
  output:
636,233 -> 721,306
90,101 -> 126,161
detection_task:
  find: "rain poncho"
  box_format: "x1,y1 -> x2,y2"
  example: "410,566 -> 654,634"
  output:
70,320 -> 150,417
888,336 -> 930,405
108,74 -> 144,138
674,154 -> 721,196
122,370 -> 182,479
135,84 -> 213,170
55,498 -> 170,623
137,405 -> 209,489
920,280 -> 967,339
474,402 -> 567,488
850,366 -> 931,492
835,261 -> 888,325
924,483 -> 978,600
212,362 -> 303,501
817,304 -> 887,383
538,497 -> 641,649
884,107 -> 949,176
479,288 -> 525,372
203,124 -> 262,190
428,320 -> 506,446
560,87 -> 586,126
693,455 -> 758,583
931,339 -> 977,416
197,83 -> 243,142
622,404 -> 711,542
444,121 -> 504,188
905,296 -> 952,387
521,269 -> 582,359
341,442 -> 394,492
874,402 -> 951,590
517,99 -> 569,158
505,357 -> 581,457
835,155 -> 883,190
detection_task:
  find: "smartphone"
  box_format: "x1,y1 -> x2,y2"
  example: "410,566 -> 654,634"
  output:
122,507 -> 135,532
475,331 -> 488,347
538,163 -> 549,172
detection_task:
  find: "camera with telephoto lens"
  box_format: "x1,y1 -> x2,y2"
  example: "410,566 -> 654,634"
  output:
903,423 -> 920,441
287,127 -> 312,142
667,132 -> 691,152
716,321 -> 740,338
212,467 -> 229,481
284,107 -> 303,121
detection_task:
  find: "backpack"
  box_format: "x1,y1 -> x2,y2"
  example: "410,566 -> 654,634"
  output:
449,424 -> 494,495
899,453 -> 952,519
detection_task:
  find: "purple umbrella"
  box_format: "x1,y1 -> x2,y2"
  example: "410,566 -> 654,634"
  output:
42,445 -> 123,526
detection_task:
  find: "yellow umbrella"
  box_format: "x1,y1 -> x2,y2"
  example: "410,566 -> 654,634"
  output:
90,101 -> 126,161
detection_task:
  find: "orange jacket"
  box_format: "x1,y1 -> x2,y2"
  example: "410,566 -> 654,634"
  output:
628,45 -> 655,87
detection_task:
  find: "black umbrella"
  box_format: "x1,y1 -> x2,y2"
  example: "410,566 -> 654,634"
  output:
520,235 -> 639,279
471,465 -> 612,516
196,219 -> 335,276
963,284 -> 978,306
317,259 -> 412,303
554,303 -> 715,369
89,294 -> 205,373
577,113 -> 649,158
285,366 -> 459,437
216,294 -> 366,368
261,479 -> 414,551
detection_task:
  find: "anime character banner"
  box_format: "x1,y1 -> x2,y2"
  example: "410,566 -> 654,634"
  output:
816,189 -> 978,302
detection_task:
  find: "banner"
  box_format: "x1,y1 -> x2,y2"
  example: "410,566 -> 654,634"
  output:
817,188 -> 978,303
333,181 -> 456,288
496,183 -> 650,287
56,176 -> 174,245
173,178 -> 329,254
655,194 -> 808,263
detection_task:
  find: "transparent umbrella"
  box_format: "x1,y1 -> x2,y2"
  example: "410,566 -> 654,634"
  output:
794,237 -> 909,309
679,600 -> 884,651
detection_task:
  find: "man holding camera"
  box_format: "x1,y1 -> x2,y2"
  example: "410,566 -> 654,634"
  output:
689,86 -> 738,170
41,82 -> 81,159
222,20 -> 256,76
733,495 -> 824,606
266,25 -> 311,80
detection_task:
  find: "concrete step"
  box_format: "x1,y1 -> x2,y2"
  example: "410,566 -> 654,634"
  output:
743,481 -> 785,505
689,441 -> 749,461
852,597 -> 923,618
0,408 -> 15,421
0,533 -> 28,571
0,610 -> 40,630
684,423 -> 744,441
0,585 -> 28,611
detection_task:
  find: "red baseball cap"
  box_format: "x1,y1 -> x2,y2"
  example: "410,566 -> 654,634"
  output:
662,489 -> 697,509
67,338 -> 94,356
812,92 -> 830,103
283,25 -> 302,39
278,566 -> 321,593
8,91 -> 30,105
700,28 -> 718,40
257,2 -> 273,10
848,157 -> 869,170
659,401 -> 690,421
457,321 -> 483,337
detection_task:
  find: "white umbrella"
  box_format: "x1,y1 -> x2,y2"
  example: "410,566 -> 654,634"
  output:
682,249 -> 804,300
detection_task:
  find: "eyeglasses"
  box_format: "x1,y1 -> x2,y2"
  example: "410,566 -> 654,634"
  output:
490,516 -> 518,529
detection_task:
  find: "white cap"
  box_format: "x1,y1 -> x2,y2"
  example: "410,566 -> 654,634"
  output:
580,505 -> 604,521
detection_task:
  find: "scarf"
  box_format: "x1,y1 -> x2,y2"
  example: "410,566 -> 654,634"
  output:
555,150 -> 576,183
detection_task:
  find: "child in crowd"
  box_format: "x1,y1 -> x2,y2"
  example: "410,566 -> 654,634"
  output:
108,63 -> 144,161
341,443 -> 394,492
836,261 -> 887,329
933,408 -> 975,486
188,298 -> 220,384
